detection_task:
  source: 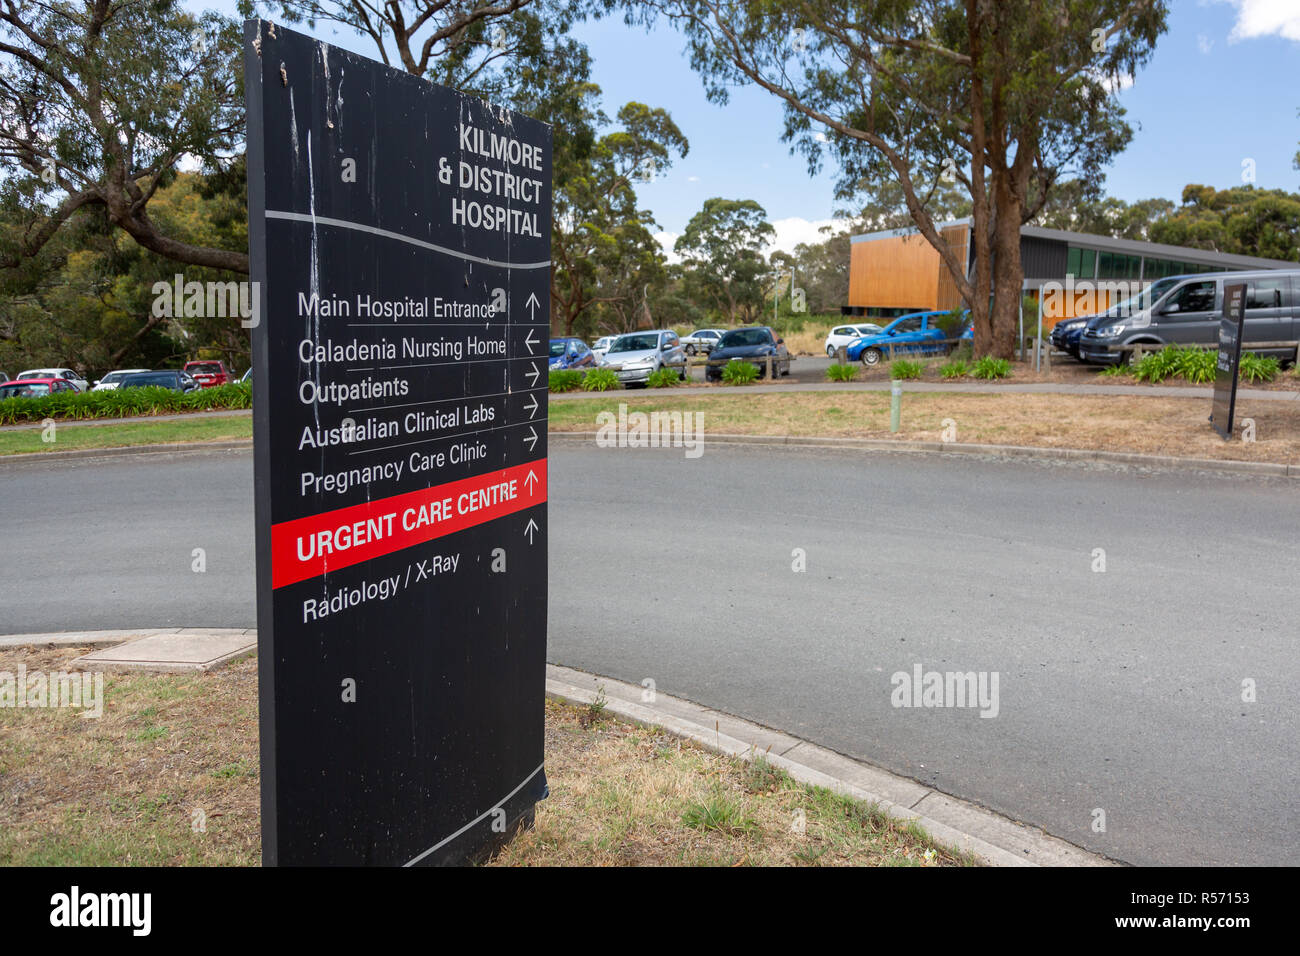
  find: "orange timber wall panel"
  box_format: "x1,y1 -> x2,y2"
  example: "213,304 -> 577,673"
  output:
934,225 -> 969,311
848,234 -> 942,310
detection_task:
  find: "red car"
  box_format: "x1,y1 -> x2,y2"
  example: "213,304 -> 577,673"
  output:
0,377 -> 79,398
183,360 -> 232,388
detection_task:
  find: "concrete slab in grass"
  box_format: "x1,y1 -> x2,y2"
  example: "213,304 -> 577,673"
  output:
68,628 -> 256,673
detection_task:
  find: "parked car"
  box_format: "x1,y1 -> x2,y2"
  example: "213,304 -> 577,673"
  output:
117,370 -> 200,393
824,323 -> 884,357
846,310 -> 972,366
241,367 -> 252,383
16,367 -> 88,391
681,328 -> 727,355
600,329 -> 687,386
1079,270 -> 1300,366
1049,318 -> 1089,359
0,377 -> 79,398
183,360 -> 233,388
705,326 -> 791,381
92,368 -> 151,391
548,337 -> 596,371
592,336 -> 616,361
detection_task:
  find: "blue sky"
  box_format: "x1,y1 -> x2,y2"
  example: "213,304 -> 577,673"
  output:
214,1 -> 1300,252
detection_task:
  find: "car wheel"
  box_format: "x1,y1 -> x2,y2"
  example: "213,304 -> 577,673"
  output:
860,347 -> 883,367
826,345 -> 836,357
685,345 -> 696,356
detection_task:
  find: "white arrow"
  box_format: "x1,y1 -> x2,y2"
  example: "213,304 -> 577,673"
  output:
525,362 -> 540,387
524,517 -> 539,544
526,292 -> 540,321
524,394 -> 538,418
524,426 -> 538,451
524,329 -> 539,354
524,469 -> 538,495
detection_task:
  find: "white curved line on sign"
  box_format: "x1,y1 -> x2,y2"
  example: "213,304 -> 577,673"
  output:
265,209 -> 552,270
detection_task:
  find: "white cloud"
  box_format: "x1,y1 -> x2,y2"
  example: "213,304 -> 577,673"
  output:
654,217 -> 854,265
1196,33 -> 1214,54
686,175 -> 700,182
1216,0 -> 1300,42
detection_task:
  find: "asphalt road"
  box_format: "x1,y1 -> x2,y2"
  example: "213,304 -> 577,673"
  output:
1,442 -> 1296,866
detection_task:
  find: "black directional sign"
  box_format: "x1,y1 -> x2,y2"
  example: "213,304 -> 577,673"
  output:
1211,282 -> 1246,440
244,20 -> 550,865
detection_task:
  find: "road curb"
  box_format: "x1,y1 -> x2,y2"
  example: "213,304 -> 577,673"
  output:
545,664 -> 1114,867
549,430 -> 1298,478
0,439 -> 253,464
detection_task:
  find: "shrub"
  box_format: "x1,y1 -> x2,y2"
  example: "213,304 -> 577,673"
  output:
1240,353 -> 1280,383
1132,346 -> 1180,383
720,359 -> 760,385
548,370 -> 584,393
581,367 -> 620,391
970,356 -> 1011,380
940,360 -> 969,379
825,363 -> 857,382
645,367 -> 681,388
890,359 -> 924,380
0,381 -> 252,425
947,342 -> 973,363
1173,348 -> 1215,384
1097,363 -> 1129,377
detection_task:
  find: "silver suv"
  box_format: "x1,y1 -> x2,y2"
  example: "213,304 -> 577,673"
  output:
600,329 -> 687,387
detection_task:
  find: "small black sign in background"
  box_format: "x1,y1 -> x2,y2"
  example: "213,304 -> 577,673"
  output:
245,21 -> 550,865
1211,283 -> 1247,439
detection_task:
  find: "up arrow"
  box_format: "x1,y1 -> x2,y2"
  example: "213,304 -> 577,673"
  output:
526,292 -> 541,321
525,362 -> 540,387
524,426 -> 538,451
524,469 -> 539,495
524,329 -> 539,354
524,394 -> 538,418
524,518 -> 539,544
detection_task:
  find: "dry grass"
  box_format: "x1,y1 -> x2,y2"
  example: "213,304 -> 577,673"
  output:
489,698 -> 972,867
549,391 -> 1300,464
0,416 -> 252,456
0,648 -> 967,867
0,646 -> 260,865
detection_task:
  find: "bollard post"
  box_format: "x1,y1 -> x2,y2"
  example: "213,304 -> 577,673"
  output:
890,379 -> 902,433
837,346 -> 847,365
766,354 -> 773,379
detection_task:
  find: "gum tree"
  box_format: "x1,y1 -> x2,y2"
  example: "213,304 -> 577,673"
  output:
642,0 -> 1168,358
674,197 -> 774,324
0,0 -> 247,271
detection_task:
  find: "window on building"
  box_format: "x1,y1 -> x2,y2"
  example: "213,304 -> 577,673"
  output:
1066,246 -> 1096,279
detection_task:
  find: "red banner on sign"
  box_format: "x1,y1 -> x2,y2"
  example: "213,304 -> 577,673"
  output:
270,458 -> 546,588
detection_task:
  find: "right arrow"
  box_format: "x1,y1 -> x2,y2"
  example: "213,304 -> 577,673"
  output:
524,426 -> 538,451
524,394 -> 538,418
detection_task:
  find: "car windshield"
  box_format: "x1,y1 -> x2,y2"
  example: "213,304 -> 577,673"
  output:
187,362 -> 222,374
1,382 -> 50,397
100,371 -> 132,384
548,341 -> 569,357
17,371 -> 52,379
718,329 -> 770,348
1103,278 -> 1180,319
122,373 -> 175,388
610,333 -> 659,352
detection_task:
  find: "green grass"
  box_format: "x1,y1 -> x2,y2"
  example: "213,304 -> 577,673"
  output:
0,414 -> 252,456
941,359 -> 970,379
646,367 -> 682,388
681,796 -> 759,835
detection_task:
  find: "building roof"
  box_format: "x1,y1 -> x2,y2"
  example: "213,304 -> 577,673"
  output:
851,218 -> 1297,271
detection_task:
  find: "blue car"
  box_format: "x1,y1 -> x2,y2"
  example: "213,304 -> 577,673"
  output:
1049,317 -> 1089,359
846,310 -> 972,366
548,337 -> 595,371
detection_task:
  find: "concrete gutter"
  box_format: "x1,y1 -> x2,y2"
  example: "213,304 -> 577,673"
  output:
550,431 -> 1300,478
546,663 -> 1114,867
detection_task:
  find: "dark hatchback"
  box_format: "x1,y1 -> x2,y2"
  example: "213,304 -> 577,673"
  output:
1049,317 -> 1090,359
705,326 -> 790,381
117,370 -> 200,393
